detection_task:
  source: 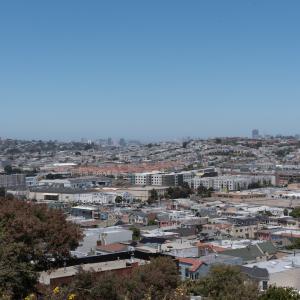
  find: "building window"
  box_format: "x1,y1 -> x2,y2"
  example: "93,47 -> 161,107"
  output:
262,281 -> 268,290
185,269 -> 189,278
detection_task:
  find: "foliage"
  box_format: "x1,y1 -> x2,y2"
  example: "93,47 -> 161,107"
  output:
258,286 -> 300,300
290,207 -> 300,218
197,185 -> 213,197
274,147 -> 293,158
148,189 -> 158,204
286,238 -> 300,250
165,183 -> 193,199
0,198 -> 82,269
129,226 -> 141,241
115,196 -> 123,204
42,256 -> 180,300
259,210 -> 273,217
188,264 -> 259,300
0,235 -> 37,298
4,165 -> 22,174
0,197 -> 83,298
147,219 -> 158,226
126,256 -> 180,300
45,173 -> 64,179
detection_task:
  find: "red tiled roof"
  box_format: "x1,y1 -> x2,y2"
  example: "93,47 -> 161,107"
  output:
197,242 -> 226,253
178,258 -> 204,272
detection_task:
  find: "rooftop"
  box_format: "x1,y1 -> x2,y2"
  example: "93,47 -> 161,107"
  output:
39,258 -> 145,285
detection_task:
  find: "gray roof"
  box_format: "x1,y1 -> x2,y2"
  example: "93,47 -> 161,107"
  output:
240,265 -> 269,281
222,241 -> 277,262
67,176 -> 111,183
30,186 -> 95,194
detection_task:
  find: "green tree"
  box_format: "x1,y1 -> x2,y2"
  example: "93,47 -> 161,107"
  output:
4,165 -> 22,175
0,236 -> 37,298
197,185 -> 213,197
259,286 -> 300,300
147,219 -> 158,226
286,238 -> 300,250
189,264 -> 259,300
57,268 -> 125,300
148,189 -> 158,204
42,257 -> 179,300
4,165 -> 13,175
165,184 -> 193,199
115,196 -> 123,204
129,226 -> 141,241
290,207 -> 300,218
126,256 -> 180,300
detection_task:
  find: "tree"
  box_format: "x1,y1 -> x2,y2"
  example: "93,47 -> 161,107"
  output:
197,185 -> 213,198
290,207 -> 300,218
188,264 -> 259,300
147,219 -> 158,226
165,184 -> 193,199
148,189 -> 158,204
56,268 -> 125,300
4,165 -> 13,175
286,238 -> 300,250
129,226 -> 141,241
4,165 -> 22,175
0,198 -> 82,268
0,236 -> 37,298
41,256 -> 179,300
115,196 -> 123,204
0,197 -> 83,298
283,208 -> 289,216
259,286 -> 300,300
126,256 -> 180,300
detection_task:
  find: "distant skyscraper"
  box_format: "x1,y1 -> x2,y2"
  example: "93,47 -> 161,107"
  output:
107,137 -> 113,146
252,129 -> 259,139
119,138 -> 126,147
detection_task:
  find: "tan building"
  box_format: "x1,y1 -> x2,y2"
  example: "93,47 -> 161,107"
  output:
117,186 -> 168,202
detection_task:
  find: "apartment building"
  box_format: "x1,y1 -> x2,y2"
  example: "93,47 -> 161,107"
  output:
134,172 -> 153,185
193,175 -> 273,191
193,177 -> 215,190
133,170 -> 195,187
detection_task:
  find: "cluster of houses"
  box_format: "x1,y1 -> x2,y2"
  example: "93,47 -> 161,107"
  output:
36,195 -> 300,293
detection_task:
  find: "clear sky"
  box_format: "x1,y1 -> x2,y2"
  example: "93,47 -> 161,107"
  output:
0,1 -> 299,141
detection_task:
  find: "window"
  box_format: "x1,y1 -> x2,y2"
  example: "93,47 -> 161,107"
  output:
185,269 -> 189,278
262,281 -> 268,290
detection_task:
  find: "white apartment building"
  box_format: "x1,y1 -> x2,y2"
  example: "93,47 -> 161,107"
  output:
151,174 -> 163,186
134,172 -> 153,185
213,176 -> 249,191
133,170 -> 197,187
193,175 -> 274,192
193,177 -> 214,190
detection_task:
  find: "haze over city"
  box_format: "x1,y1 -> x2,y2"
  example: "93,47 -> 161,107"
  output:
1,0 -> 300,140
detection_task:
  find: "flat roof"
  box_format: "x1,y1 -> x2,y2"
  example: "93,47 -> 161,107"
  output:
39,258 -> 146,285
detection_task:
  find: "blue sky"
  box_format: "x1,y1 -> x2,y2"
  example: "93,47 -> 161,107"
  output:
0,1 -> 299,141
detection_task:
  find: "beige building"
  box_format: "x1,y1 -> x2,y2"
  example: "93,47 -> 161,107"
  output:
117,186 -> 168,202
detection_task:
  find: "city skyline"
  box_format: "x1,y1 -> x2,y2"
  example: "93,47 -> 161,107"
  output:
1,1 -> 300,140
